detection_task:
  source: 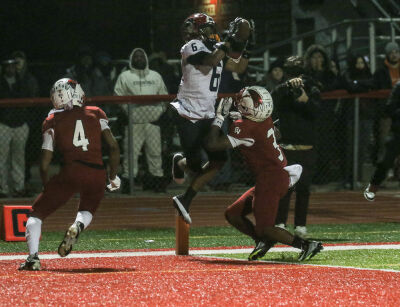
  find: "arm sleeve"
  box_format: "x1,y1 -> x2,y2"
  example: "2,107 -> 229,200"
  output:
97,107 -> 110,131
42,128 -> 54,151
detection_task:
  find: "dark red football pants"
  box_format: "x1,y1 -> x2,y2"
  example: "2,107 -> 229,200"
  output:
31,162 -> 106,220
225,169 -> 289,234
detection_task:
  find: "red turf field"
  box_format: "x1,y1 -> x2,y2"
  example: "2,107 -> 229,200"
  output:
2,250 -> 399,306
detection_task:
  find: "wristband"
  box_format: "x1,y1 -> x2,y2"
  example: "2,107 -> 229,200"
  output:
215,42 -> 230,54
242,50 -> 251,59
212,117 -> 224,128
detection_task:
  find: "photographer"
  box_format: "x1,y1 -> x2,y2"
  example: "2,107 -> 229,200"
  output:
271,56 -> 320,238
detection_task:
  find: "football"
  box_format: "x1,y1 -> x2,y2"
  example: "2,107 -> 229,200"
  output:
233,18 -> 251,42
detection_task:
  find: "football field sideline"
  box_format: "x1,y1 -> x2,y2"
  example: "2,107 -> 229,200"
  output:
1,242 -> 399,261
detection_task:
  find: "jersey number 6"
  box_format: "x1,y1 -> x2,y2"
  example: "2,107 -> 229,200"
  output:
73,120 -> 89,151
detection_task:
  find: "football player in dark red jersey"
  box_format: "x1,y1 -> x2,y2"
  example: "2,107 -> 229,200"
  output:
19,78 -> 120,271
205,86 -> 323,261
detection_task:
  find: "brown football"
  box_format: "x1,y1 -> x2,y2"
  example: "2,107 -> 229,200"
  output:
233,19 -> 251,42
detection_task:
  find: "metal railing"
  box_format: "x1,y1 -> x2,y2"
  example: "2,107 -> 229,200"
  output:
252,18 -> 400,74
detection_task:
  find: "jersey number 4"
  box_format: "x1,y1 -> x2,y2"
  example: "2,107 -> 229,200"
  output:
73,120 -> 89,151
267,128 -> 283,161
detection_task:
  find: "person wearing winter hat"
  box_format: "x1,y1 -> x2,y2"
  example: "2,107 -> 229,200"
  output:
373,41 -> 400,89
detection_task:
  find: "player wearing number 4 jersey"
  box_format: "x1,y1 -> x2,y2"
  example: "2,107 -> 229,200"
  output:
19,78 -> 120,271
205,86 -> 323,261
171,13 -> 250,222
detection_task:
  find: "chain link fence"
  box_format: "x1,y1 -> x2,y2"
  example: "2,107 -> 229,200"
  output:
0,91 -> 392,197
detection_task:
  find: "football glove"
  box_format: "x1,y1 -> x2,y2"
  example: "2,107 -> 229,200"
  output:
213,97 -> 233,128
107,175 -> 121,192
226,17 -> 243,41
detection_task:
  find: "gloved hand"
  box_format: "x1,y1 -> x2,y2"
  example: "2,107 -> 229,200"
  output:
229,111 -> 242,120
107,175 -> 121,192
213,97 -> 233,128
226,17 -> 243,41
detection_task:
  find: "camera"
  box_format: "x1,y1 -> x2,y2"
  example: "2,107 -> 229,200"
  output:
289,74 -> 321,100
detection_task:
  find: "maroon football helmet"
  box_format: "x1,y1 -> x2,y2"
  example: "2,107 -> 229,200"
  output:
181,13 -> 220,43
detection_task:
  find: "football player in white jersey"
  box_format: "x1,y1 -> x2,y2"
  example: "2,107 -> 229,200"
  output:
170,13 -> 250,224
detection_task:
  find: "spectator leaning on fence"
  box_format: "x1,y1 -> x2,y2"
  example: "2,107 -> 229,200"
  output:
0,58 -> 30,198
114,48 -> 168,193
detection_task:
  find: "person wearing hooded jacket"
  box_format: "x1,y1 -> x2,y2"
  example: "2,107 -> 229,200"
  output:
114,48 -> 168,193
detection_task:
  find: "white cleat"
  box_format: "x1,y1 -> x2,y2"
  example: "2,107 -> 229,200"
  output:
172,196 -> 192,224
363,184 -> 375,202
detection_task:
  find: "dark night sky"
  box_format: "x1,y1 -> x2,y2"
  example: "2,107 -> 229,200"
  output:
1,1 -> 153,62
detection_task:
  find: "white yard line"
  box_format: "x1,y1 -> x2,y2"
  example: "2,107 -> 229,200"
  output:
1,243 -> 400,261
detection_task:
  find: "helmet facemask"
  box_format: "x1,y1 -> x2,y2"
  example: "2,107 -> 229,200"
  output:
181,13 -> 220,45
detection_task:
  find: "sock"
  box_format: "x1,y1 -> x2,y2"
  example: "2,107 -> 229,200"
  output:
75,211 -> 93,229
25,217 -> 42,255
291,235 -> 308,249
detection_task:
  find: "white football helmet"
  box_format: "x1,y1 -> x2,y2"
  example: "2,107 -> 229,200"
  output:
235,86 -> 273,122
50,78 -> 85,110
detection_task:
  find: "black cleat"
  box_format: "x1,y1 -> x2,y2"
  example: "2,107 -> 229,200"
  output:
172,153 -> 185,184
172,195 -> 191,224
248,241 -> 274,261
19,253 -> 41,271
298,241 -> 323,261
58,221 -> 83,257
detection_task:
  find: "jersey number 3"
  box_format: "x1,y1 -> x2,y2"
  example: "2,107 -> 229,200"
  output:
267,128 -> 283,161
73,120 -> 89,151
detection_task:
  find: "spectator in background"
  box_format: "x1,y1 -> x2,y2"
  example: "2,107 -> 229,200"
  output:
148,51 -> 180,94
273,56 -> 320,238
304,44 -> 340,92
373,41 -> 400,167
373,41 -> 400,90
263,57 -> 285,92
0,59 -> 30,197
304,44 -> 341,184
364,80 -> 400,202
91,51 -> 117,97
148,51 -> 180,181
114,48 -> 168,193
65,45 -> 94,97
91,51 -> 125,172
12,51 -> 41,195
342,54 -> 375,188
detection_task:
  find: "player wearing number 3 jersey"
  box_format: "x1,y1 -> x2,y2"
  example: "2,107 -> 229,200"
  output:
19,79 -> 120,271
171,13 -> 249,223
205,86 -> 323,262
